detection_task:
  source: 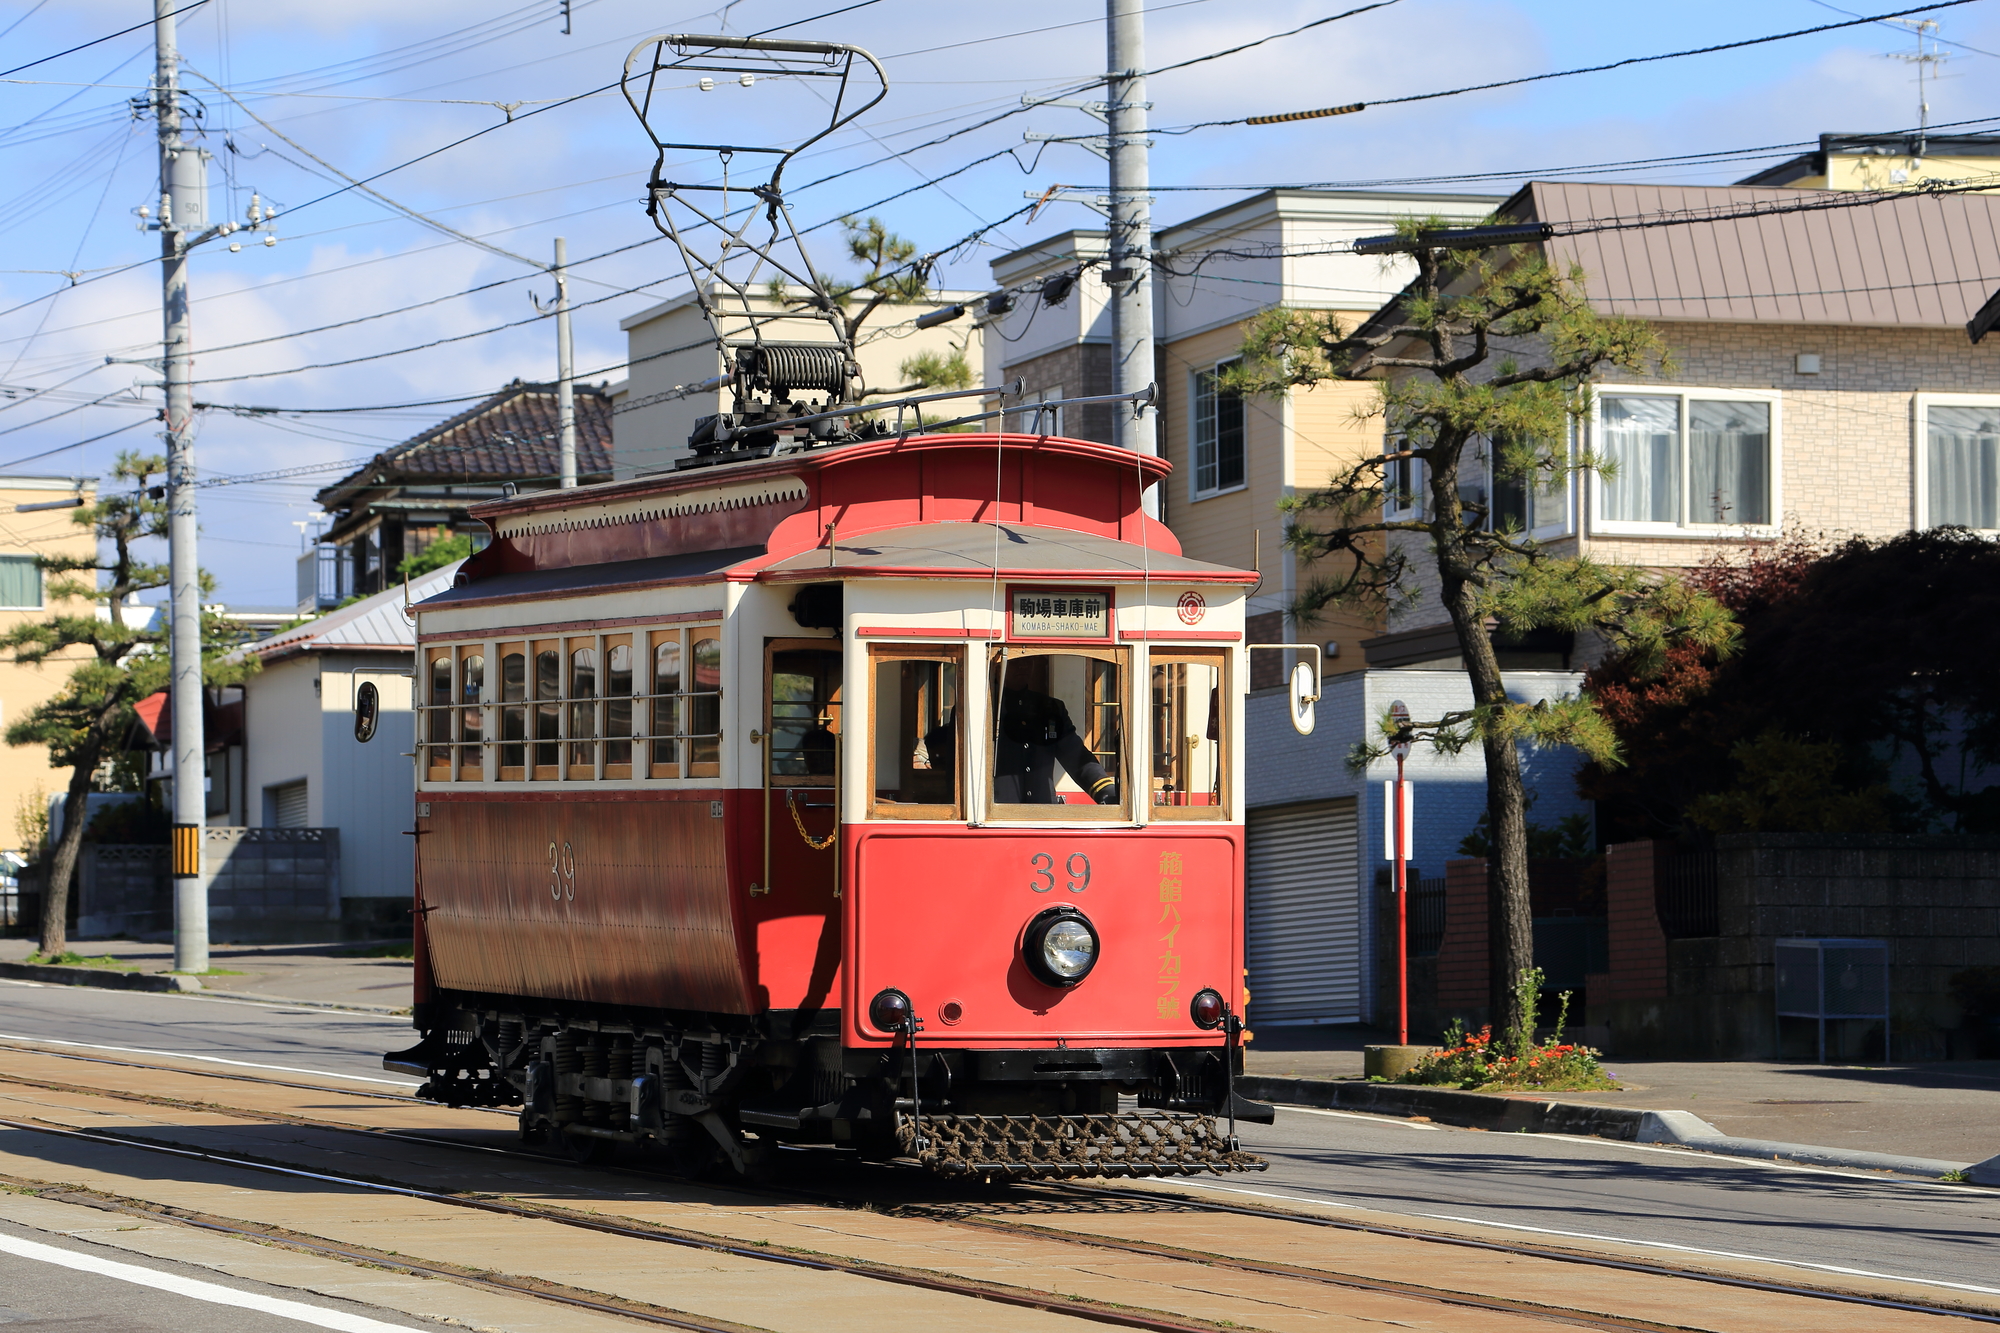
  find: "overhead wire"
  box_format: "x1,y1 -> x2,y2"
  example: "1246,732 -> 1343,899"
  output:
1157,0 -> 1990,131
0,0 -> 209,81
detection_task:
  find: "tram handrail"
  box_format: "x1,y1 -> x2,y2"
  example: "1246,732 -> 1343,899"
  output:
704,381 -> 1155,446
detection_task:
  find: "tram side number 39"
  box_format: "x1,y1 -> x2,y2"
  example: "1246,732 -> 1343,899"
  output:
1029,851 -> 1090,894
548,840 -> 576,901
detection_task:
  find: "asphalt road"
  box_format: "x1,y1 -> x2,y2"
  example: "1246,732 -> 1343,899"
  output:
4,979 -> 1997,1300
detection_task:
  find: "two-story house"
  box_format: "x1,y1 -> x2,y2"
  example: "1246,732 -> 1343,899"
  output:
984,190 -> 1503,1024
1251,178 -> 2000,1027
303,380 -> 612,611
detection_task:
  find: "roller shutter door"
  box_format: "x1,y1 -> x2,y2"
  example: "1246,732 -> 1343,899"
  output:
272,781 -> 309,829
1246,798 -> 1360,1024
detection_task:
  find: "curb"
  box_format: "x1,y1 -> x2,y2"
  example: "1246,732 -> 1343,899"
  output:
0,961 -> 201,994
0,963 -> 406,1016
1238,1074 -> 1983,1182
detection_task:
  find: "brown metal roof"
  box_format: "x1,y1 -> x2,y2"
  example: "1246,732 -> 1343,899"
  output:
1524,180 -> 2000,327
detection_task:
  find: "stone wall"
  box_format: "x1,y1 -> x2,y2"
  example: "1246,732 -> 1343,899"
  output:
1588,834 -> 2000,1061
203,827 -> 341,943
77,845 -> 170,938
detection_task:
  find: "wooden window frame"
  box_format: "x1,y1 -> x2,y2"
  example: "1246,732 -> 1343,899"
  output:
457,646 -> 487,782
983,643 -> 1131,823
867,643 -> 964,821
1146,647 -> 1230,821
764,637 -> 841,791
602,633 -> 635,781
686,628 -> 723,780
497,641 -> 528,781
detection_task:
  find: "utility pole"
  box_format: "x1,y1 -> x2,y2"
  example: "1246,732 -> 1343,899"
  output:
1105,0 -> 1158,516
154,0 -> 207,975
555,237 -> 576,487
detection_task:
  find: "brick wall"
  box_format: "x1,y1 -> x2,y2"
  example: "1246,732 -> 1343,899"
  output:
1434,858 -> 1491,1025
998,343 -> 1114,445
1585,841 -> 1668,1004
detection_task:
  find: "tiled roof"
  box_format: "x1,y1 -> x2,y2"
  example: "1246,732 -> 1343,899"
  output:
1524,181 -> 2000,328
316,381 -> 612,507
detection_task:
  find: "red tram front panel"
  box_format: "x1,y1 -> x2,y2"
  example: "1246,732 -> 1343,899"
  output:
845,826 -> 1242,1048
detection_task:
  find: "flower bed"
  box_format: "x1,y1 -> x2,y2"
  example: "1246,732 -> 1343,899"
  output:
1396,969 -> 1619,1092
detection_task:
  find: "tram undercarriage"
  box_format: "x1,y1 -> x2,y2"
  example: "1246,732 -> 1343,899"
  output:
390,999 -> 1272,1179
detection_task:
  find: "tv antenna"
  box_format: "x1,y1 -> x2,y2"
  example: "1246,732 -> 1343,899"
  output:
622,34 -> 890,465
1885,18 -> 1946,161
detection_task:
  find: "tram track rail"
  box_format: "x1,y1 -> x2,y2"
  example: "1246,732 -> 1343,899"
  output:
2,1041 -> 1994,1330
0,1112 -> 1231,1333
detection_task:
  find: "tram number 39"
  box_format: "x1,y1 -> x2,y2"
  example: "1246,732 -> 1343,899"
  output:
1029,851 -> 1090,894
548,840 -> 576,901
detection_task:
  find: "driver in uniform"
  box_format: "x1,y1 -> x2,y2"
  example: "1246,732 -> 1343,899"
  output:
920,657 -> 1119,805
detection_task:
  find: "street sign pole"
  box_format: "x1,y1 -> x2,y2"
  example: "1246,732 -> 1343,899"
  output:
1389,700 -> 1413,1047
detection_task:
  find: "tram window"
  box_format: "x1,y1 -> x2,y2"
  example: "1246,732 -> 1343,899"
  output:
1149,651 -> 1227,818
689,634 -> 722,778
499,645 -> 526,778
425,652 -> 452,779
458,652 -> 485,780
604,638 -> 633,779
986,647 -> 1127,819
533,643 -> 561,778
870,647 -> 959,816
650,634 -> 683,772
769,646 -> 841,784
568,645 -> 597,778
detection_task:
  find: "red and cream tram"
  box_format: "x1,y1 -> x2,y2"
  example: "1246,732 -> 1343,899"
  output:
389,428 -> 1277,1178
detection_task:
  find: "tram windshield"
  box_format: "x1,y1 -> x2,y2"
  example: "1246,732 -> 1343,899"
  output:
1148,651 -> 1226,818
870,647 -> 961,816
986,648 -> 1126,817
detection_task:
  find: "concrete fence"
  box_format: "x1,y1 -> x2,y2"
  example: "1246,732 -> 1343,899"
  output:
1588,834 -> 2000,1061
65,829 -> 342,944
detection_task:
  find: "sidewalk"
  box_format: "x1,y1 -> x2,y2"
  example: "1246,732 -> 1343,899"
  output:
0,937 -> 412,1011
1246,1024 -> 2000,1166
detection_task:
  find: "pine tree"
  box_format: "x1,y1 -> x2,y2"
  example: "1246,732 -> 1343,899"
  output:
2,453 -> 249,956
1227,226 -> 1735,1032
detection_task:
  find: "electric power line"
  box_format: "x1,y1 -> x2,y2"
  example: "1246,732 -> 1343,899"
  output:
0,0 -> 209,80
1167,0 -> 1988,131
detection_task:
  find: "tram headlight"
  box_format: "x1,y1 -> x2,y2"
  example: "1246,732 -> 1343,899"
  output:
1022,906 -> 1099,987
868,987 -> 913,1034
1189,988 -> 1228,1030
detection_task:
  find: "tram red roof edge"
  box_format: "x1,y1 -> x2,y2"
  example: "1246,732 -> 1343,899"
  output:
463,432 -> 1171,525
749,522 -> 1256,584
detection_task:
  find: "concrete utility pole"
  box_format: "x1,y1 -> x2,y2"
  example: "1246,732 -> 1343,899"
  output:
555,237 -> 577,488
1105,0 -> 1158,517
154,0 -> 207,974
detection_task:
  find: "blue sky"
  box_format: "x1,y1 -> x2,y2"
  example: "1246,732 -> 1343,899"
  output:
0,0 -> 1993,607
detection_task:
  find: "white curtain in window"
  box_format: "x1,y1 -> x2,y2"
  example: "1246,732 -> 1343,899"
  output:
1928,405 -> 2000,529
1599,396 -> 1679,523
1689,400 -> 1770,524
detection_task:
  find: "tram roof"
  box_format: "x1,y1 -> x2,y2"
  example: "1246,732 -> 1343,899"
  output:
438,432 -> 1256,597
758,522 -> 1256,584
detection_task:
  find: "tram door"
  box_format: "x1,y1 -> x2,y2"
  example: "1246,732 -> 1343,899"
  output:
756,642 -> 844,1010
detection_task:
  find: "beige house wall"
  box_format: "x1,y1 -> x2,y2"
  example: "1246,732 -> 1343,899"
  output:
1381,317 -> 2000,636
0,478 -> 98,853
1160,321 -> 1387,676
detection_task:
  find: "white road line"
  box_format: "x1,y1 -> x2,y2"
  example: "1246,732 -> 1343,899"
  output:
0,980 -> 44,988
0,1230 -> 419,1331
0,1034 -> 416,1087
1278,1105 -> 1442,1130
1171,1179 -> 2000,1298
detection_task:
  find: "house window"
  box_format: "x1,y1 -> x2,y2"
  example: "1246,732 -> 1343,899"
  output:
1192,362 -> 1245,498
1384,435 -> 1423,521
1464,434 -> 1570,537
1920,398 -> 2000,531
0,556 -> 41,609
1595,389 -> 1777,531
